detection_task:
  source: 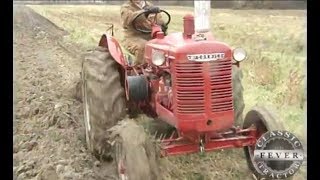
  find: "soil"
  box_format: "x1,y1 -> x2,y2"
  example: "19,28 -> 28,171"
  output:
14,5 -> 118,180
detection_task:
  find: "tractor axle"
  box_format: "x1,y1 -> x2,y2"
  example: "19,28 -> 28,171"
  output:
160,126 -> 257,156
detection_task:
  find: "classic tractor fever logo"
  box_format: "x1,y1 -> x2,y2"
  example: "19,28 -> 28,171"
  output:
253,130 -> 305,179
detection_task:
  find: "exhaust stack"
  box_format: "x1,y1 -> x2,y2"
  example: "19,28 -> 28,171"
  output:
183,14 -> 195,38
194,0 -> 211,33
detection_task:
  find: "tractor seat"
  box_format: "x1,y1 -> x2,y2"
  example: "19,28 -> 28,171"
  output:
121,46 -> 136,66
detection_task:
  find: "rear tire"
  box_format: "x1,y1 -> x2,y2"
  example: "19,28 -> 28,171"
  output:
82,47 -> 160,179
81,46 -> 126,160
232,66 -> 245,126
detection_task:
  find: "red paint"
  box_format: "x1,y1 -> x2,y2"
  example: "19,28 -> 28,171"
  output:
161,126 -> 257,156
98,34 -> 127,66
151,25 -> 163,39
183,14 -> 195,38
98,14 -> 254,157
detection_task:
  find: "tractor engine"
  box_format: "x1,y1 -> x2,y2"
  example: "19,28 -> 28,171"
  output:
157,73 -> 173,111
142,5 -> 235,135
145,33 -> 235,134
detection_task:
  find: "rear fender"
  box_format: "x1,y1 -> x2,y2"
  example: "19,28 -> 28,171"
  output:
98,34 -> 127,67
99,34 -> 127,89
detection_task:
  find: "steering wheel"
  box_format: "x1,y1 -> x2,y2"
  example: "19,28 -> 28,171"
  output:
132,9 -> 171,34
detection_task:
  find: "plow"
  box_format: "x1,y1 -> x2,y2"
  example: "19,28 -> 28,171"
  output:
80,1 -> 286,179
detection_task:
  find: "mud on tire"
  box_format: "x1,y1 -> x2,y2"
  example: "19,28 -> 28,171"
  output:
232,66 -> 245,126
108,119 -> 161,180
81,46 -> 126,160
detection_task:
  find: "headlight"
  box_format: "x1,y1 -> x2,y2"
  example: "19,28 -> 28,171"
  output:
152,50 -> 165,66
232,48 -> 247,62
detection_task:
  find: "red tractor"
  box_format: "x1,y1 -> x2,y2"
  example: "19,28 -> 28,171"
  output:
80,2 -> 284,179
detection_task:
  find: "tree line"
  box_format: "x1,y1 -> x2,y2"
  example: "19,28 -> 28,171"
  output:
14,0 -> 306,9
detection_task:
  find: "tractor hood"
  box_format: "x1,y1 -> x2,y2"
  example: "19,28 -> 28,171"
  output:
145,32 -> 233,63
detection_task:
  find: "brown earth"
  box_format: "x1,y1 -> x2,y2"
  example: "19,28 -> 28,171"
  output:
13,5 -> 119,180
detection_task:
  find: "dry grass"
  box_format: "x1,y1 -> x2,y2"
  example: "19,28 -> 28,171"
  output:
29,5 -> 307,180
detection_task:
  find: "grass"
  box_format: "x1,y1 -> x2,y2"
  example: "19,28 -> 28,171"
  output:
28,5 -> 307,179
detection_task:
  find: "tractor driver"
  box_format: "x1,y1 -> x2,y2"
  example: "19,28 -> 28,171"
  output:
120,0 -> 167,65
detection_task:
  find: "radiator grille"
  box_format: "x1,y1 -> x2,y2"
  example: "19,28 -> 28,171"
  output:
210,59 -> 233,112
174,59 -> 233,114
175,62 -> 205,114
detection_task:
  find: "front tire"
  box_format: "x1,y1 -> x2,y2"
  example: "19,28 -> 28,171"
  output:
243,106 -> 286,179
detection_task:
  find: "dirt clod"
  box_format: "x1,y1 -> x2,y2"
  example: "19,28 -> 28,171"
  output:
17,172 -> 27,180
56,164 -> 64,174
37,165 -> 59,180
94,161 -> 101,167
23,140 -> 38,151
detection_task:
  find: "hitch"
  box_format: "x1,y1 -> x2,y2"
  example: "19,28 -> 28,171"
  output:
199,138 -> 205,153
